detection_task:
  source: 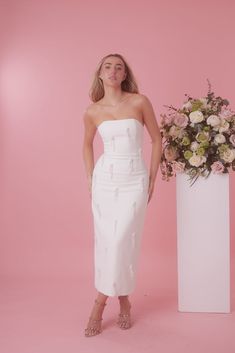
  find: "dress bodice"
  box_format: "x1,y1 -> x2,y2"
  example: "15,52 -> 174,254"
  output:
97,118 -> 144,156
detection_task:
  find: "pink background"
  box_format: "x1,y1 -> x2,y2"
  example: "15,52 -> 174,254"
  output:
1,0 -> 235,352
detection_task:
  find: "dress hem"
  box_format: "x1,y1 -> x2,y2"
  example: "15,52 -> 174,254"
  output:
95,286 -> 134,297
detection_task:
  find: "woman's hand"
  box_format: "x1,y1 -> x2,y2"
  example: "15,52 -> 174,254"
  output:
147,176 -> 155,204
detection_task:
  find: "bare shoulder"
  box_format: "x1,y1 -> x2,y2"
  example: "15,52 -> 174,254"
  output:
131,93 -> 154,121
133,93 -> 152,106
116,92 -> 150,110
123,92 -> 145,103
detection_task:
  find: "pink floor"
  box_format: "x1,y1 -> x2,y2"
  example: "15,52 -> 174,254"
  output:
1,256 -> 235,353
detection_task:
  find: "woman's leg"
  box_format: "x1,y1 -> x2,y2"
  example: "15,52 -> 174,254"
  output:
90,292 -> 108,319
117,295 -> 132,329
84,292 -> 109,337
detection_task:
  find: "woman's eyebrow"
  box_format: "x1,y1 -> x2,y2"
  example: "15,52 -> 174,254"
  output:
104,62 -> 123,66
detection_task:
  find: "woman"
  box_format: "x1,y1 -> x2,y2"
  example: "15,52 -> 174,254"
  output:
82,53 -> 162,337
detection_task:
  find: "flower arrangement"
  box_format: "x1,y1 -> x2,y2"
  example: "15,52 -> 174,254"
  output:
160,80 -> 235,185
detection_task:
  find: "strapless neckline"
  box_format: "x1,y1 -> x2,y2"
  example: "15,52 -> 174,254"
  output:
97,118 -> 144,129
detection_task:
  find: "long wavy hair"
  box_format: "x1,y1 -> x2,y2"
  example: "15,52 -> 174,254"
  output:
89,53 -> 139,102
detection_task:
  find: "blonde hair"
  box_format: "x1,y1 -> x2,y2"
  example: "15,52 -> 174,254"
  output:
89,53 -> 139,102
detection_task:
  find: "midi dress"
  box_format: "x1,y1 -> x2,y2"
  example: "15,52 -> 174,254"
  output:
91,118 -> 149,296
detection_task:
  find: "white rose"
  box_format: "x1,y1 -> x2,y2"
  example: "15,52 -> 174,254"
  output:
214,134 -> 226,144
190,141 -> 199,151
189,111 -> 204,123
220,149 -> 235,163
219,119 -> 230,133
189,154 -> 206,167
207,115 -> 221,127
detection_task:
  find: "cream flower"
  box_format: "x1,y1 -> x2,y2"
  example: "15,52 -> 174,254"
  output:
182,101 -> 192,111
188,153 -> 206,167
219,119 -> 230,133
189,111 -> 204,123
214,134 -> 226,144
207,115 -> 221,127
220,149 -> 235,163
199,98 -> 209,109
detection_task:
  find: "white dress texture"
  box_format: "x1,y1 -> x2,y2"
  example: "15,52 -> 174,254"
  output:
91,118 -> 149,296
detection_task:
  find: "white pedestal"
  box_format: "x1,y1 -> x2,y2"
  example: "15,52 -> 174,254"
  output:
176,173 -> 230,313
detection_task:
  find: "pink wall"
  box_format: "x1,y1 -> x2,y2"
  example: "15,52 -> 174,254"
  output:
1,0 -> 234,278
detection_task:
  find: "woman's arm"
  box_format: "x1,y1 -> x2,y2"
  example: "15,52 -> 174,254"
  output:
140,94 -> 162,203
82,110 -> 97,195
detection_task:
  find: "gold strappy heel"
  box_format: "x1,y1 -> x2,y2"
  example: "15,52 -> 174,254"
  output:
117,301 -> 132,329
84,299 -> 107,337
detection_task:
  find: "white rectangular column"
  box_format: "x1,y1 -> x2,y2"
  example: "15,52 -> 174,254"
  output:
176,173 -> 230,313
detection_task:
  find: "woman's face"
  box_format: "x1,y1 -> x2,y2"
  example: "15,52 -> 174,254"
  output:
99,56 -> 126,87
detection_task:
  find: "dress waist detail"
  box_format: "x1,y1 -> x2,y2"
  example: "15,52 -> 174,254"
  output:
103,148 -> 143,160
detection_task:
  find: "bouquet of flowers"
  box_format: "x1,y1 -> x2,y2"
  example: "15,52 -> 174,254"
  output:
160,80 -> 235,185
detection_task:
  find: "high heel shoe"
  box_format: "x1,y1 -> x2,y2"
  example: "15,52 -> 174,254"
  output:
84,299 -> 107,337
117,301 -> 132,329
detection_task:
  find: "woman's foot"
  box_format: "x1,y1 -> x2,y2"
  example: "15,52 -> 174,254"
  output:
84,299 -> 107,337
117,296 -> 132,329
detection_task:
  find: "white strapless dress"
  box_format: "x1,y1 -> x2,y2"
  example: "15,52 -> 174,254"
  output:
91,118 -> 149,296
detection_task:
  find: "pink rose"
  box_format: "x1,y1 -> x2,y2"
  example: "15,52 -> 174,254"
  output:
172,161 -> 185,173
169,125 -> 184,139
164,145 -> 178,162
219,106 -> 234,121
229,134 -> 235,146
174,113 -> 189,128
211,161 -> 225,174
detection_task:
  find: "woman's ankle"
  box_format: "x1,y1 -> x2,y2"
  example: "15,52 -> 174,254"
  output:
118,296 -> 131,309
90,298 -> 106,317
